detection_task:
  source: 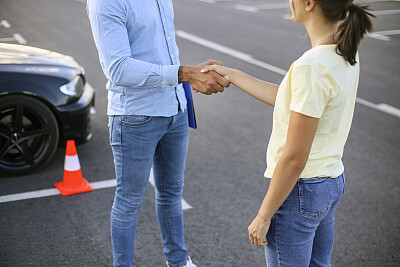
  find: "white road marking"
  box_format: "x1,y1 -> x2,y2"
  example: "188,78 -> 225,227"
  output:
0,34 -> 28,44
367,33 -> 392,41
1,20 -> 11,28
367,30 -> 400,41
90,179 -> 117,189
253,3 -> 289,9
234,4 -> 258,12
359,0 -> 400,3
148,169 -> 192,210
176,30 -> 287,75
372,9 -> 400,15
235,4 -> 399,14
283,13 -> 397,41
176,30 -> 400,118
0,188 -> 61,203
356,98 -> 400,118
0,37 -> 15,42
0,179 -> 116,203
195,0 -> 233,3
0,170 -> 193,210
373,29 -> 400,36
277,19 -> 395,43
13,33 -> 27,44
235,3 -> 288,12
197,0 -> 216,3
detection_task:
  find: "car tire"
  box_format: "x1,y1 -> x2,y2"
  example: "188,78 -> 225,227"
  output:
0,94 -> 59,176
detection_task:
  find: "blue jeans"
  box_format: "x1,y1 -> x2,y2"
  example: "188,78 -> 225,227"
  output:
265,174 -> 345,267
108,109 -> 189,267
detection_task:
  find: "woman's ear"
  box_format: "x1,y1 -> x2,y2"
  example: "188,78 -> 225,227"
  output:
305,0 -> 316,12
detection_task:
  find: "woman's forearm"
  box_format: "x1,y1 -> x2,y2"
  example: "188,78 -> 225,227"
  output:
230,69 -> 279,106
256,111 -> 319,221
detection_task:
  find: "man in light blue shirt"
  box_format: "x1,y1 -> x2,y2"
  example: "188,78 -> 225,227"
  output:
87,0 -> 229,266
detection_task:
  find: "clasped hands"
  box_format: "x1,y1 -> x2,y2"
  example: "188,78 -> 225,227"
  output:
181,60 -> 231,95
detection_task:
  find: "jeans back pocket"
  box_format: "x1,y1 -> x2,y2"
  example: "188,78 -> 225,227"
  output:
299,178 -> 333,218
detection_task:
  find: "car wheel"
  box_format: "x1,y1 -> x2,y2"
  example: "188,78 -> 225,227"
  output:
0,95 -> 59,176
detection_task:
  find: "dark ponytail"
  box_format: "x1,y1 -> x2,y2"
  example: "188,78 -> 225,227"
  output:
317,0 -> 376,66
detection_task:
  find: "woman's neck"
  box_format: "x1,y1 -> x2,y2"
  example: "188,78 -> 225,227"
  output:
305,17 -> 338,48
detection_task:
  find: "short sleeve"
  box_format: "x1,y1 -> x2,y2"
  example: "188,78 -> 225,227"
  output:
290,65 -> 331,118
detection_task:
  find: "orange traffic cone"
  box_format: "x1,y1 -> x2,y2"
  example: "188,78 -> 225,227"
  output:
54,140 -> 94,196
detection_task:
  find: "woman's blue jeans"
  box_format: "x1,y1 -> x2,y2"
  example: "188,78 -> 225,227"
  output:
265,174 -> 345,267
108,109 -> 189,267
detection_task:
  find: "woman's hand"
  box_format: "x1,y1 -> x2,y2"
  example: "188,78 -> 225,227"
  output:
201,64 -> 232,82
248,216 -> 271,246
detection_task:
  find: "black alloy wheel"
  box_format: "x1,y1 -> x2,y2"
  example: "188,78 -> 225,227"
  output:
0,95 -> 59,176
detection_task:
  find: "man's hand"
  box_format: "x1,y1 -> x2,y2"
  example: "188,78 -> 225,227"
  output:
179,60 -> 230,95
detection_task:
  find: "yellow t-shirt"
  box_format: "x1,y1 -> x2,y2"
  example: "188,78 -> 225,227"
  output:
264,45 -> 359,179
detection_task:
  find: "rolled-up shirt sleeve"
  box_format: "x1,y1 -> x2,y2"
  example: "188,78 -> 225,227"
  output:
87,0 -> 178,89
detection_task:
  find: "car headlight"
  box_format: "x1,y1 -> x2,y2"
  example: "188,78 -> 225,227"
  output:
59,76 -> 84,97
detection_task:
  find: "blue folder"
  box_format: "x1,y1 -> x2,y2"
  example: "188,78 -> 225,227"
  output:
183,82 -> 197,129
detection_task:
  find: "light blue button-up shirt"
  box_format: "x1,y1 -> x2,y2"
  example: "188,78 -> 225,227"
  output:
87,0 -> 187,116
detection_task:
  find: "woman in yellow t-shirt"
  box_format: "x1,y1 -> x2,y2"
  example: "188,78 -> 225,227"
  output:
202,0 -> 375,265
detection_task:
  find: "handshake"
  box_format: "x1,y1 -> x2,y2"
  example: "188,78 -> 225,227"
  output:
179,59 -> 231,95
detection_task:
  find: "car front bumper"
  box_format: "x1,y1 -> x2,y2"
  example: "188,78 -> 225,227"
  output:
56,82 -> 95,145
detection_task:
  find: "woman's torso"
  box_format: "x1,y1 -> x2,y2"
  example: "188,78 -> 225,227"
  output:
265,45 -> 360,179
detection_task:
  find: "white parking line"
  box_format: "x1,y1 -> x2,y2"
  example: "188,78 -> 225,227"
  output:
235,3 -> 288,12
0,188 -> 61,203
356,98 -> 400,118
195,0 -> 234,3
13,33 -> 27,44
282,13 -> 398,41
360,0 -> 400,3
148,169 -> 193,210
197,0 -> 216,3
1,20 -> 11,28
176,30 -> 287,75
176,30 -> 400,118
0,170 -> 193,210
0,31 -> 27,44
0,37 -> 15,42
372,9 -> 400,15
368,30 -> 400,41
1,34 -> 28,44
234,4 -> 258,12
367,32 -> 392,41
373,29 -> 400,36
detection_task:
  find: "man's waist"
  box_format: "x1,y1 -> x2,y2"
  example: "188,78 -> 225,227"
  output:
107,88 -> 187,116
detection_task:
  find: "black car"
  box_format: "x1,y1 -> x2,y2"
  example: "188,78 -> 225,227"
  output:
0,43 -> 95,176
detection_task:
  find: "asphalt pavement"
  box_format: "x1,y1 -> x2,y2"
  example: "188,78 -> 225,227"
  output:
0,0 -> 399,266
